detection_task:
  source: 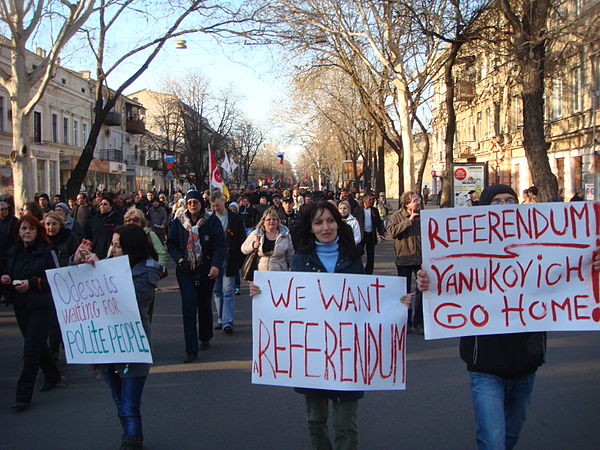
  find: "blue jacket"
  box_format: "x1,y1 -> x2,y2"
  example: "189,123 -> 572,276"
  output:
291,244 -> 364,401
167,211 -> 225,279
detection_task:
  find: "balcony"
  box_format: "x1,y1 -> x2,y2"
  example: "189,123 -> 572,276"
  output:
146,159 -> 162,170
455,80 -> 476,102
104,112 -> 122,126
98,148 -> 123,162
126,118 -> 146,134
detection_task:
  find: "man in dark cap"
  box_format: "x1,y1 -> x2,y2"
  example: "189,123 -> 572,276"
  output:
417,184 -> 544,450
167,190 -> 225,363
278,197 -> 300,245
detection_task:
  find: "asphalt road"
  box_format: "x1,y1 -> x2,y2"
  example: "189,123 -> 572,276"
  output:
1,240 -> 599,449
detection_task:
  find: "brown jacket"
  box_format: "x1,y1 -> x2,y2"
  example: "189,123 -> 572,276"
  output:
386,208 -> 421,266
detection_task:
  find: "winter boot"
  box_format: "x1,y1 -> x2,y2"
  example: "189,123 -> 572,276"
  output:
120,435 -> 143,450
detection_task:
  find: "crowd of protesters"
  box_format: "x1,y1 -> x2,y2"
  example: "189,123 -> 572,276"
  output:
1,182 -> 596,450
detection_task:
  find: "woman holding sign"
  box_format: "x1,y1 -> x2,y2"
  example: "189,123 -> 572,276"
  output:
0,215 -> 62,412
76,224 -> 162,450
251,201 -> 364,449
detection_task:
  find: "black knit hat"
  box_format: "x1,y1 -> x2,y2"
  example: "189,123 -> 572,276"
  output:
185,190 -> 205,208
478,184 -> 518,206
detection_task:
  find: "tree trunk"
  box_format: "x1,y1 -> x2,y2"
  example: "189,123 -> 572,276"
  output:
10,109 -> 34,211
376,133 -> 385,195
518,3 -> 557,201
392,77 -> 415,193
442,43 -> 461,208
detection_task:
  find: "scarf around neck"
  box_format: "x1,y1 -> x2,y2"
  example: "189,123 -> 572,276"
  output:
179,209 -> 210,270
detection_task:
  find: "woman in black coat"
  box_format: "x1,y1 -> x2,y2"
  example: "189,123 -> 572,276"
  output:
251,201 -> 364,449
0,215 -> 62,412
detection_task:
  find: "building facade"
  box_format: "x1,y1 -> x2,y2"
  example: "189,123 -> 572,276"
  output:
429,0 -> 600,201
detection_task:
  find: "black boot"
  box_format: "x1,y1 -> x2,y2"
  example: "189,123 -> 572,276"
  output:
120,435 -> 143,450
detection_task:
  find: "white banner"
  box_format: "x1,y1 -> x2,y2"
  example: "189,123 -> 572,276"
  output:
252,271 -> 407,391
421,202 -> 600,339
46,256 -> 152,364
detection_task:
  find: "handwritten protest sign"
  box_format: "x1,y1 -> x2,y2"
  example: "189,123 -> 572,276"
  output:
421,202 -> 600,340
252,271 -> 407,391
46,256 -> 152,364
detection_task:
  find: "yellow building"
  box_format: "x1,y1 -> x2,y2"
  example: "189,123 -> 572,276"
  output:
430,0 -> 600,201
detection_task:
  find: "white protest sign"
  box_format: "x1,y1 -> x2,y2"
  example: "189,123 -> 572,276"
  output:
46,255 -> 152,364
421,202 -> 600,340
252,271 -> 407,391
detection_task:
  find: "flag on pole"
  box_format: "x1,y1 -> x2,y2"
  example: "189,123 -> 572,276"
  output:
275,152 -> 284,166
209,145 -> 229,200
221,148 -> 238,175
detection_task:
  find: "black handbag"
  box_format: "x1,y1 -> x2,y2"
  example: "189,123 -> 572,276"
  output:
241,250 -> 259,281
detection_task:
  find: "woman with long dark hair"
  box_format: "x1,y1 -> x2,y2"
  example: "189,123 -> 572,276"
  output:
250,201 -> 364,449
76,224 -> 161,449
1,215 -> 62,412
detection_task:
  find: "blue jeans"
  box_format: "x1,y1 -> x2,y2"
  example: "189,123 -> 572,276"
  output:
177,274 -> 215,353
469,372 -> 536,450
213,267 -> 236,328
102,371 -> 147,437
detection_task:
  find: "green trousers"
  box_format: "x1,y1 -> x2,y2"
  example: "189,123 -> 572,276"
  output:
305,394 -> 359,450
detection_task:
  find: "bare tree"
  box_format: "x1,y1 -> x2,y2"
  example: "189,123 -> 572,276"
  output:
233,118 -> 265,186
0,0 -> 96,209
65,0 -> 260,198
163,73 -> 240,190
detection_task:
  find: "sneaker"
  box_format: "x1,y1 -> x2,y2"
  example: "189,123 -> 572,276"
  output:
11,401 -> 30,412
183,353 -> 198,363
235,288 -> 241,295
200,341 -> 210,351
40,377 -> 67,392
223,325 -> 234,335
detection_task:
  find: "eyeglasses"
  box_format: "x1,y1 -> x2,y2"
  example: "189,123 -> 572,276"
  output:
125,217 -> 140,223
491,198 -> 517,205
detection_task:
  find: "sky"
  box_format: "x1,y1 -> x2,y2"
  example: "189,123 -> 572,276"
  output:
28,4 -> 301,164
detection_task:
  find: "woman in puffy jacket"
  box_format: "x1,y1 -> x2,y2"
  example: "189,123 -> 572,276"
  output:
1,215 -> 62,412
241,207 -> 294,272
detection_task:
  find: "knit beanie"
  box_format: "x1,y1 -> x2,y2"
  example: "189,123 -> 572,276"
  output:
55,202 -> 70,213
185,190 -> 205,208
478,184 -> 518,206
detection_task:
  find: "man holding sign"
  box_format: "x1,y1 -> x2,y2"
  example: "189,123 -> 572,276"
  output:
417,184 -> 600,450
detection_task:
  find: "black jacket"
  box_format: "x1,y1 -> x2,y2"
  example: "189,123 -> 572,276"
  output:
290,244 -> 364,401
48,228 -> 81,267
1,241 -> 55,310
167,211 -> 225,280
222,212 -> 246,277
85,210 -> 123,259
238,205 -> 257,228
460,333 -> 546,378
0,214 -> 17,253
278,210 -> 301,246
354,206 -> 386,243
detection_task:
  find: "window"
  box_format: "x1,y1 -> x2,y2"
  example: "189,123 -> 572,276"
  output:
485,107 -> 492,137
63,117 -> 69,145
552,78 -> 563,119
73,120 -> 79,147
556,158 -> 565,195
82,123 -> 88,144
513,96 -> 522,128
33,111 -> 42,143
476,111 -> 482,140
593,55 -> 600,107
52,113 -> 58,143
0,96 -> 4,132
571,67 -> 582,113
